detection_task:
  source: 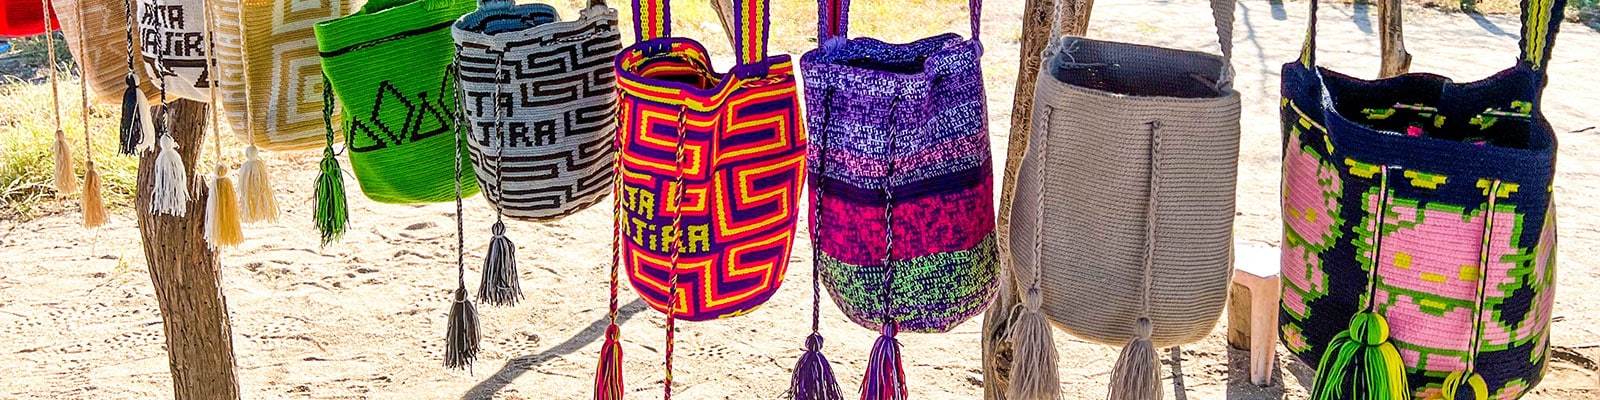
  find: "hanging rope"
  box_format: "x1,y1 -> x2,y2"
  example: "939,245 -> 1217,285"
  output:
662,106 -> 689,400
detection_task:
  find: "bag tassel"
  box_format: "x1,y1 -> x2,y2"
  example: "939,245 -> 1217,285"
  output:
150,133 -> 190,217
116,75 -> 149,155
52,129 -> 78,195
1308,311 -> 1408,400
1106,318 -> 1161,400
787,333 -> 842,400
1006,288 -> 1062,400
236,145 -> 279,223
594,323 -> 625,400
478,220 -> 522,306
204,165 -> 244,248
861,322 -> 907,400
443,286 -> 481,370
314,146 -> 348,244
82,160 -> 108,227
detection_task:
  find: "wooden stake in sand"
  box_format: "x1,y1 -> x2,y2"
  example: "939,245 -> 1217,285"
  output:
135,98 -> 242,400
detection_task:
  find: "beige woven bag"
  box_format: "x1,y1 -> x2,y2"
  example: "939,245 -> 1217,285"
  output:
1005,0 -> 1241,397
212,0 -> 359,151
56,0 -> 157,103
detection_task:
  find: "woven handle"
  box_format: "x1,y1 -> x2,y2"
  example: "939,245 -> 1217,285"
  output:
634,0 -> 772,64
1299,0 -> 1566,75
1048,0 -> 1235,88
816,0 -> 981,43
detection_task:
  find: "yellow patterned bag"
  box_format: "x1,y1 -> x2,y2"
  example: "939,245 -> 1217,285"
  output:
212,0 -> 361,151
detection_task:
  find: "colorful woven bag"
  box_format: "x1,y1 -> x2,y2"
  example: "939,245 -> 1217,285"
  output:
1006,0 -> 1241,398
452,0 -> 621,220
315,0 -> 480,205
595,0 -> 804,396
137,0 -> 213,102
1279,0 -> 1564,398
802,0 -> 996,334
791,0 -> 996,397
0,0 -> 55,37
212,0 -> 357,151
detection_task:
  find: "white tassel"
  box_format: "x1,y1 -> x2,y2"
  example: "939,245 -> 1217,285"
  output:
151,136 -> 190,216
136,95 -> 156,154
236,145 -> 279,223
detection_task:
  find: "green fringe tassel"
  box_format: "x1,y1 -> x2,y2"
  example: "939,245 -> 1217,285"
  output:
314,147 -> 348,245
1310,311 -> 1409,400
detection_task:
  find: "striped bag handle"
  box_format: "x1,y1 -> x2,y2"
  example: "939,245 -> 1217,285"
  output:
633,0 -> 772,64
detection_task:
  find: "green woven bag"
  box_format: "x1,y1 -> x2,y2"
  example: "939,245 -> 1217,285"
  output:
315,0 -> 479,203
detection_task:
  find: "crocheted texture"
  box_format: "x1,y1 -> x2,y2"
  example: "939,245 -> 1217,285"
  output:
56,0 -> 157,103
615,40 -> 804,322
453,3 -> 621,220
799,1 -> 997,333
1013,7 -> 1242,347
212,0 -> 355,151
315,0 -> 480,203
136,0 -> 211,102
1279,0 -> 1564,396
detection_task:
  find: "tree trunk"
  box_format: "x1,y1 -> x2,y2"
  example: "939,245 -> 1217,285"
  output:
982,0 -> 1092,398
1377,0 -> 1411,77
708,0 -> 738,51
135,99 -> 242,400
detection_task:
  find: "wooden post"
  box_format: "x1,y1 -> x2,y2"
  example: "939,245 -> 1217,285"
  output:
708,0 -> 737,50
1377,0 -> 1411,77
135,99 -> 242,400
981,0 -> 1091,397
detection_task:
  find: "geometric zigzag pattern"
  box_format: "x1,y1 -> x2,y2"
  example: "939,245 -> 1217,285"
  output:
138,0 -> 212,102
454,5 -> 622,220
616,39 -> 805,321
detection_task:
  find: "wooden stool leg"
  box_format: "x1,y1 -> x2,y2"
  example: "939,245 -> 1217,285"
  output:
1248,276 -> 1280,386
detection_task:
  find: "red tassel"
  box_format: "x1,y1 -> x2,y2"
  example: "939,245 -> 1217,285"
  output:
595,324 -> 625,400
860,322 -> 906,400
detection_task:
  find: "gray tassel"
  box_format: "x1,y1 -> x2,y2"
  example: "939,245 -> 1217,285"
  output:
477,221 -> 522,306
1106,318 -> 1161,400
443,287 -> 480,370
1006,288 -> 1062,400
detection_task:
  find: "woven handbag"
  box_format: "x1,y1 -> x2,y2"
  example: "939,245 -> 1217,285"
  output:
137,0 -> 213,102
315,0 -> 480,204
802,0 -> 997,334
56,0 -> 158,104
452,0 -> 621,220
211,0 -> 356,151
0,0 -> 55,37
594,0 -> 804,396
1279,0 -> 1564,398
1007,0 -> 1241,397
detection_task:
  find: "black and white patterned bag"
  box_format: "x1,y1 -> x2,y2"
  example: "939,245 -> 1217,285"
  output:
452,0 -> 622,220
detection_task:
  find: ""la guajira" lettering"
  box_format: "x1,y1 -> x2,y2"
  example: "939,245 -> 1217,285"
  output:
619,184 -> 711,254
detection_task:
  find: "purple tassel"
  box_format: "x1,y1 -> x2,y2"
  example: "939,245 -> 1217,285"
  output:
787,333 -> 842,400
861,322 -> 906,400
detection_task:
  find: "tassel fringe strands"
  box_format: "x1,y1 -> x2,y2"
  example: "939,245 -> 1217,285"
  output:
1106,318 -> 1161,400
594,324 -> 625,400
478,221 -> 522,306
314,76 -> 348,245
237,145 -> 280,223
116,0 -> 149,155
1309,167 -> 1408,400
204,165 -> 244,248
862,323 -> 907,400
44,4 -> 77,196
150,134 -> 190,216
787,333 -> 842,400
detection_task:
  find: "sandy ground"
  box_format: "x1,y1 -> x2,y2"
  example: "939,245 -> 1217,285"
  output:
2,0 -> 1598,398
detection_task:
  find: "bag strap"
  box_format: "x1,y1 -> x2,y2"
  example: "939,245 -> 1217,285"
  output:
817,0 -> 980,44
1048,0 -> 1235,90
635,0 -> 773,64
1299,0 -> 1566,75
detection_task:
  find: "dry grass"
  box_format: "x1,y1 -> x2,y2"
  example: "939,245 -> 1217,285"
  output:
0,71 -> 137,220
